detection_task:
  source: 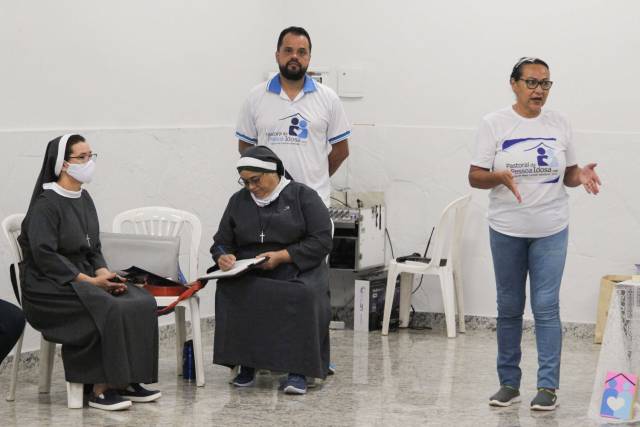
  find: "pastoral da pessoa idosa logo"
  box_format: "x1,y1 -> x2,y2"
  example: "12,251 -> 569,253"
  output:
501,137 -> 561,184
267,113 -> 310,145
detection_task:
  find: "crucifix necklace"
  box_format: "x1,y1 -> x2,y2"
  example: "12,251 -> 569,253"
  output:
81,198 -> 91,248
255,204 -> 275,244
72,196 -> 91,249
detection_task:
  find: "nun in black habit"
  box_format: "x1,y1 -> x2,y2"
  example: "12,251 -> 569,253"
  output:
18,135 -> 160,410
211,146 -> 332,395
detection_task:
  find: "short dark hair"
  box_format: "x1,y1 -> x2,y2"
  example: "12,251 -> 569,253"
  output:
510,57 -> 549,81
277,26 -> 312,52
64,134 -> 86,161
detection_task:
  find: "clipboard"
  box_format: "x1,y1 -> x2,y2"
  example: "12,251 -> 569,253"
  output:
200,256 -> 268,280
118,257 -> 267,315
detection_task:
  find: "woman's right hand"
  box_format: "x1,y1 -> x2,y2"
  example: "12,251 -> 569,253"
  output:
468,166 -> 521,203
217,254 -> 237,271
496,170 -> 522,203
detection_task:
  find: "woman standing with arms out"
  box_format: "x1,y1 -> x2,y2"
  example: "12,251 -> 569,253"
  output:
469,57 -> 601,411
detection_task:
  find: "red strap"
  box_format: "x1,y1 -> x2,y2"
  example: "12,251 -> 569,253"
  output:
157,280 -> 205,315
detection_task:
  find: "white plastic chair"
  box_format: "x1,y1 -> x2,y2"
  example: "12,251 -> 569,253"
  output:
381,194 -> 471,338
2,214 -> 83,408
112,206 -> 205,386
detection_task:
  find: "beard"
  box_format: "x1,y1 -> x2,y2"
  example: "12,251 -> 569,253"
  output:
279,60 -> 307,81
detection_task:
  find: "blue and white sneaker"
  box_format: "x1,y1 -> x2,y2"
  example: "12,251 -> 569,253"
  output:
283,373 -> 307,395
232,366 -> 256,387
328,362 -> 336,375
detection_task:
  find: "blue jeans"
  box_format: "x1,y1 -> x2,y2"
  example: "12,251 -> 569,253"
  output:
489,227 -> 568,390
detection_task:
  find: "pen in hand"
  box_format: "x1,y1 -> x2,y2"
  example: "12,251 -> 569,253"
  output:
216,246 -> 236,271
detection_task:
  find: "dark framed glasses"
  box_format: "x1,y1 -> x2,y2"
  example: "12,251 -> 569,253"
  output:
519,78 -> 553,90
238,173 -> 264,187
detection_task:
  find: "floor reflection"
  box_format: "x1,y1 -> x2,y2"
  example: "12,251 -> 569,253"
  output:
1,328 -> 601,426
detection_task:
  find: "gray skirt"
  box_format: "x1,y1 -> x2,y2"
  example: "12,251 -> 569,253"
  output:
22,275 -> 159,385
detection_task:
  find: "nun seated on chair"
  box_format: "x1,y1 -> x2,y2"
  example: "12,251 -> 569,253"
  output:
211,146 -> 332,395
18,135 -> 161,411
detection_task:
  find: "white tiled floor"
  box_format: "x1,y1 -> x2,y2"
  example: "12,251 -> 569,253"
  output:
0,328 -> 605,426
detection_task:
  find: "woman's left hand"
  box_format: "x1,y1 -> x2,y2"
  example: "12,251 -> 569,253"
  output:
94,268 -> 127,294
256,250 -> 291,270
579,163 -> 601,195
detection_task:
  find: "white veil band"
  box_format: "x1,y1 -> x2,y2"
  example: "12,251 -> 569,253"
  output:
53,134 -> 73,177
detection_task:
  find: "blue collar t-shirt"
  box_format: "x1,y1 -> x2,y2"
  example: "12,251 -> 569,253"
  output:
235,74 -> 351,206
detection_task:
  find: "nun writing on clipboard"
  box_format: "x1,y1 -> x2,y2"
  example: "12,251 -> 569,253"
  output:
210,146 -> 332,395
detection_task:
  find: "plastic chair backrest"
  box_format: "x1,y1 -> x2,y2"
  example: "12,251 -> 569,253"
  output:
100,232 -> 180,280
427,195 -> 471,267
2,213 -> 26,301
112,207 -> 202,281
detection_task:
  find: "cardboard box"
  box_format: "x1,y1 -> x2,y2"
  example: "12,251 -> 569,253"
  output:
595,275 -> 632,344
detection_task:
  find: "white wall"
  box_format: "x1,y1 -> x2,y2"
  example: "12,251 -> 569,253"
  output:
294,0 -> 640,321
0,0 -> 288,351
2,0 -> 639,351
0,0 -> 290,128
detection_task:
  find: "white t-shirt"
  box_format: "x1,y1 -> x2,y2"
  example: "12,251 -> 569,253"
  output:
236,74 -> 351,206
471,106 -> 577,238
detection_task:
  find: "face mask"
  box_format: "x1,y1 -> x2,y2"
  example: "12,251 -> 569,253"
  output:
65,159 -> 96,183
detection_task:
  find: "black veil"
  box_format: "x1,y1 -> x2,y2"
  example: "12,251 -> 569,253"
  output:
19,134 -> 72,241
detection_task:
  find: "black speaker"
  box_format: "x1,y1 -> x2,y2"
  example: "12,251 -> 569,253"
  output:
358,269 -> 400,331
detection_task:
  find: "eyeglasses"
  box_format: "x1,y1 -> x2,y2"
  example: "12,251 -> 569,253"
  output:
518,78 -> 553,90
68,153 -> 98,162
238,173 -> 264,187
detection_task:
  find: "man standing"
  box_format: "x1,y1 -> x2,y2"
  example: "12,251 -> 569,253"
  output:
236,26 -> 351,206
